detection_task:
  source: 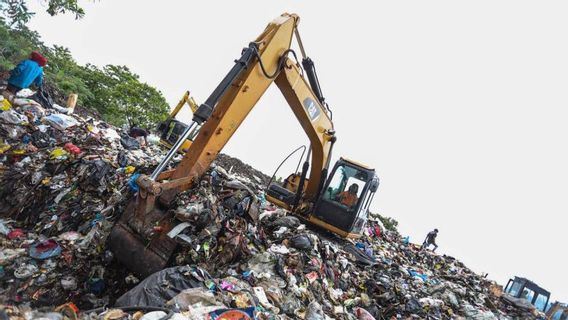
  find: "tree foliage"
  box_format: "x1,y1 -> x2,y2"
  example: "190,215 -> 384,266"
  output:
0,20 -> 170,128
370,211 -> 400,235
0,0 -> 84,28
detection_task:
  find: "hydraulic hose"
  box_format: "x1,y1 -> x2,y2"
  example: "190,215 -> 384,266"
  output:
254,48 -> 300,80
266,145 -> 307,189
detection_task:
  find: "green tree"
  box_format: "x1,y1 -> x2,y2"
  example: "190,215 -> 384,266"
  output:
0,19 -> 170,128
0,0 -> 84,28
370,211 -> 400,235
0,21 -> 44,70
43,45 -> 93,101
82,65 -> 169,127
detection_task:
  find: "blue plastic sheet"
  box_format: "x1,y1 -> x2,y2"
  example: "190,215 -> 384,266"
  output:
408,270 -> 428,281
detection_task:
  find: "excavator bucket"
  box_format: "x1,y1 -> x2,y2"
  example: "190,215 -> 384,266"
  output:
108,196 -> 177,277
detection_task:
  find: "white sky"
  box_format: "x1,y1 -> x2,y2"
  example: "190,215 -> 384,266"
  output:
26,1 -> 568,302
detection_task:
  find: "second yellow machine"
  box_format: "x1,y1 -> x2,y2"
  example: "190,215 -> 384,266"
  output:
109,13 -> 380,276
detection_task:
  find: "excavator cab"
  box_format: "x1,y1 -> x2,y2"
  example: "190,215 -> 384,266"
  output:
157,91 -> 200,153
504,276 -> 550,312
267,158 -> 379,238
311,158 -> 378,237
160,120 -> 195,147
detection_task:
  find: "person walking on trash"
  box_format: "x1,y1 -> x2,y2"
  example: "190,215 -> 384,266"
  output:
421,229 -> 439,252
2,51 -> 47,103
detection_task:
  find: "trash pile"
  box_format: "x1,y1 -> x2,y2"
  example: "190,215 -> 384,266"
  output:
100,168 -> 542,320
0,88 -> 167,308
0,89 -> 543,319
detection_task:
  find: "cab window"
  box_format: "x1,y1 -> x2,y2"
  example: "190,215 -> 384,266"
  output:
534,294 -> 548,312
521,288 -> 535,303
324,165 -> 368,209
506,281 -> 522,297
551,308 -> 567,320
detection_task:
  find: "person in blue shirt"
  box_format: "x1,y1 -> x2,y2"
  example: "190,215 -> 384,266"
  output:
2,51 -> 47,102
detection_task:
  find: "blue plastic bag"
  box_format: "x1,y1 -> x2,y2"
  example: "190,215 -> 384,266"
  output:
128,173 -> 140,192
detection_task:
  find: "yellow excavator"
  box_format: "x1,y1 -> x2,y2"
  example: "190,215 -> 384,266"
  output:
109,13 -> 380,277
157,91 -> 199,153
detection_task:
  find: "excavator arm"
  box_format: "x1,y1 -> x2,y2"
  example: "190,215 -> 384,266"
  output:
147,14 -> 334,207
273,57 -> 335,202
110,13 -> 336,276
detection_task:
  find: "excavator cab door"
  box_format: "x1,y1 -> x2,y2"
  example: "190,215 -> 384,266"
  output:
311,158 -> 378,238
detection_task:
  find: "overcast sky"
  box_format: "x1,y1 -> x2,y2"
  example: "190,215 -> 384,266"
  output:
27,1 -> 568,302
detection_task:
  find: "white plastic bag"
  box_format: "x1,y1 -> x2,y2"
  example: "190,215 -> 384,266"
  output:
44,113 -> 79,130
0,109 -> 27,124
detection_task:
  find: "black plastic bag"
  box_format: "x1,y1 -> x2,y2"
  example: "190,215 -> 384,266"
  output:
289,234 -> 312,251
115,266 -> 203,307
117,150 -> 128,167
31,87 -> 54,109
120,135 -> 140,150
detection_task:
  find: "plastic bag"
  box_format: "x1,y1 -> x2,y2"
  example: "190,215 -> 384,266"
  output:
167,287 -> 225,310
0,109 -> 27,124
51,104 -> 71,114
64,142 -> 81,155
128,173 -> 141,192
21,104 -> 46,119
147,134 -> 161,145
29,239 -> 62,260
31,87 -> 53,108
44,114 -> 79,130
121,135 -> 140,150
305,301 -> 324,320
0,140 -> 11,154
353,307 -> 377,320
117,150 -> 128,167
49,148 -> 69,160
289,234 -> 312,251
0,98 -> 11,111
115,266 -> 203,307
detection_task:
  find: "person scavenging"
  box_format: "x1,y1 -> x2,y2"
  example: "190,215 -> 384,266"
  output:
2,51 -> 47,103
421,228 -> 439,252
129,126 -> 149,146
337,183 -> 359,208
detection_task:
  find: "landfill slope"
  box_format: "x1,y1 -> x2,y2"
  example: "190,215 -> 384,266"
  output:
0,88 -> 542,319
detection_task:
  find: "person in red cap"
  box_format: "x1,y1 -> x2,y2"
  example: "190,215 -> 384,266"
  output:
2,51 -> 47,102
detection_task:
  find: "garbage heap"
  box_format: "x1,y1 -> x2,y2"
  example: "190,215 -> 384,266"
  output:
0,92 -> 542,319
103,167 -> 542,320
0,89 -> 166,306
